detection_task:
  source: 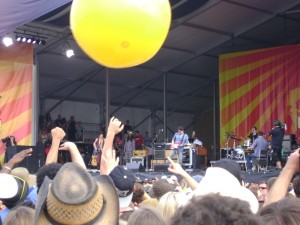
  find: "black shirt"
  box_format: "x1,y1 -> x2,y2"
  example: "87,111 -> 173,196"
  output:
269,127 -> 284,148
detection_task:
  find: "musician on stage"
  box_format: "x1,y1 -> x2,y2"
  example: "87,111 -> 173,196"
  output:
248,126 -> 258,145
169,126 -> 189,164
93,132 -> 105,170
246,131 -> 268,171
269,120 -> 285,169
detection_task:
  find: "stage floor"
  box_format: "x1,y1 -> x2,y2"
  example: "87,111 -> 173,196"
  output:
88,168 -> 280,184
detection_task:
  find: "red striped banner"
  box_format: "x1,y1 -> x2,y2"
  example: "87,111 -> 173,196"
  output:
0,44 -> 33,159
219,45 -> 300,147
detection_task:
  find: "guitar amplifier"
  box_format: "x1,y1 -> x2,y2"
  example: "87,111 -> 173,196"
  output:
131,157 -> 144,164
154,150 -> 165,159
154,143 -> 165,150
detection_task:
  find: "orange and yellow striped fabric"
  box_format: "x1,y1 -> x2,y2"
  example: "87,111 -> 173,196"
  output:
219,45 -> 300,147
0,44 -> 33,157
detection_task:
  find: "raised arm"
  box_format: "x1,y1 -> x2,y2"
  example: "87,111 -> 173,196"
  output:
59,142 -> 86,169
264,148 -> 300,207
100,117 -> 124,175
167,156 -> 199,190
1,148 -> 32,173
45,127 -> 66,164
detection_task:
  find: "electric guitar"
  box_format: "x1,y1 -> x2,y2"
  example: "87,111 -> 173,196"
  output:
170,143 -> 190,150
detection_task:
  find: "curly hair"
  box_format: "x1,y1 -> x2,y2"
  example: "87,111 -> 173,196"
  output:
258,197 -> 300,225
170,193 -> 262,225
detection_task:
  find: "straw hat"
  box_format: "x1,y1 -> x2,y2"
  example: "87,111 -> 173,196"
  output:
193,167 -> 259,213
34,163 -> 119,225
11,167 -> 36,187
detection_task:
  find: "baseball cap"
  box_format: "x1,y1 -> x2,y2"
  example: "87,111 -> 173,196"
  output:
109,166 -> 135,208
213,158 -> 242,183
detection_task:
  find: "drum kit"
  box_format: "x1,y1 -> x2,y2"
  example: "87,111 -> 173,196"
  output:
224,132 -> 253,160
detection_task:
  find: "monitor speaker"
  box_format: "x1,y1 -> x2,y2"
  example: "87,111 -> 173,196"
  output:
126,162 -> 144,172
153,164 -> 169,172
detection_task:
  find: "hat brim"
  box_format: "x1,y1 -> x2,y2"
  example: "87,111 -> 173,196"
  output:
34,175 -> 119,225
193,167 -> 259,213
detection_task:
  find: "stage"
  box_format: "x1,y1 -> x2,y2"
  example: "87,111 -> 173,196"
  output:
88,168 -> 280,184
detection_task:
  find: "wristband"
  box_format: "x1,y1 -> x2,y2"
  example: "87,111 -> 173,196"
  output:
3,165 -> 12,171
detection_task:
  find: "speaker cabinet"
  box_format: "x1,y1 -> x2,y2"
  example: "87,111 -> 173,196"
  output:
282,134 -> 292,153
126,162 -> 144,172
153,164 -> 169,172
154,150 -> 165,159
5,145 -> 43,174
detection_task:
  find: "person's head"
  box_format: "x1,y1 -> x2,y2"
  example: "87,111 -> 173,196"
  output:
132,182 -> 145,204
152,179 -> 176,200
273,120 -> 281,127
258,182 -> 268,197
36,163 -> 63,193
252,127 -> 257,132
157,192 -> 188,221
127,205 -> 167,225
109,166 -> 135,209
193,167 -> 259,213
177,126 -> 184,134
292,175 -> 300,197
258,197 -> 300,225
98,132 -> 104,139
9,135 -> 16,142
258,131 -> 264,136
34,163 -> 119,225
135,130 -> 139,135
170,193 -> 261,225
4,206 -> 35,225
126,120 -> 130,125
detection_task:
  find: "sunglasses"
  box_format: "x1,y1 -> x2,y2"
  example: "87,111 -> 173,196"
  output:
259,187 -> 267,190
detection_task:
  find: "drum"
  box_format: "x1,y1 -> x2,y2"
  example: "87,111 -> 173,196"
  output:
233,147 -> 244,160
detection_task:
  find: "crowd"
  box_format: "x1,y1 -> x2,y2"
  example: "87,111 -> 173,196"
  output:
0,117 -> 299,225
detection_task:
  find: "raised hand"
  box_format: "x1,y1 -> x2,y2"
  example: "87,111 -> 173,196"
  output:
167,157 -> 185,176
107,117 -> 124,135
51,127 -> 65,141
10,148 -> 33,165
59,142 -> 77,151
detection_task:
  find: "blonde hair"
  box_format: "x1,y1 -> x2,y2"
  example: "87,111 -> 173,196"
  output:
127,205 -> 166,225
4,206 -> 35,225
157,192 -> 188,221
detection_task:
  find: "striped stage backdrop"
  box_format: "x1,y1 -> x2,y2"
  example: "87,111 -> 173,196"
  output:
0,44 -> 33,164
219,45 -> 300,147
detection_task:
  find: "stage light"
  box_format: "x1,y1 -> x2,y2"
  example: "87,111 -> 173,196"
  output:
32,39 -> 37,44
2,36 -> 13,47
40,40 -> 46,45
27,38 -> 32,43
22,37 -> 26,42
16,36 -> 21,42
66,49 -> 74,58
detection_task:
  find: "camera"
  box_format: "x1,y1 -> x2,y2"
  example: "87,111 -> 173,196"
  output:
1,137 -> 10,144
